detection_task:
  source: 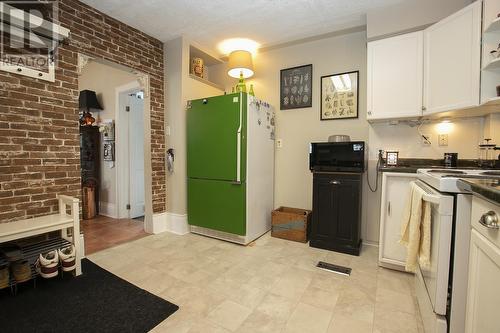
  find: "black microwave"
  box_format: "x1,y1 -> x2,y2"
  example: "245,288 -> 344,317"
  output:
309,141 -> 366,173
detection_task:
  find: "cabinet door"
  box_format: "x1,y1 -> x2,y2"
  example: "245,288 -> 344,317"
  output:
423,1 -> 481,115
311,174 -> 361,248
465,230 -> 500,333
367,31 -> 423,120
378,173 -> 416,270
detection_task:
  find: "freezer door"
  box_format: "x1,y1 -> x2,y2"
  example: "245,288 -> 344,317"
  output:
187,178 -> 246,235
187,93 -> 246,181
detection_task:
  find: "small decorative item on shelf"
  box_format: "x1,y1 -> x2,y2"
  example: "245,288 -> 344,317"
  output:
249,84 -> 255,96
385,151 -> 399,166
191,57 -> 204,78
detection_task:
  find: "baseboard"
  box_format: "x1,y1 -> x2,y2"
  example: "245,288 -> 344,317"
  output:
99,201 -> 117,218
362,240 -> 379,248
166,212 -> 189,235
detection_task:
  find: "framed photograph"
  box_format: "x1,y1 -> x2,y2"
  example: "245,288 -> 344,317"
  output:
320,71 -> 359,120
280,64 -> 312,110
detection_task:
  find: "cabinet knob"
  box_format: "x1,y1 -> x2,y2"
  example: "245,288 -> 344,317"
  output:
329,180 -> 341,185
479,211 -> 499,229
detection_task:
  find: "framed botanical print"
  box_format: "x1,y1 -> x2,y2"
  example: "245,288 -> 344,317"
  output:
320,71 -> 359,120
280,64 -> 312,110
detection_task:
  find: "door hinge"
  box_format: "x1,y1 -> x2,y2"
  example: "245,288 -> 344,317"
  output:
125,106 -> 130,112
126,204 -> 131,210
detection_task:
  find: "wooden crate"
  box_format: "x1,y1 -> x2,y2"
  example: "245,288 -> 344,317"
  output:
271,207 -> 312,243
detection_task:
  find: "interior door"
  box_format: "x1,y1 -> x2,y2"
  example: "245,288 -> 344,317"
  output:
128,94 -> 145,218
187,93 -> 246,182
423,1 -> 481,114
367,31 -> 424,120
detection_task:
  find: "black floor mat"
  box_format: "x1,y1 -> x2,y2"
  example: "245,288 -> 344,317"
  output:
0,259 -> 179,333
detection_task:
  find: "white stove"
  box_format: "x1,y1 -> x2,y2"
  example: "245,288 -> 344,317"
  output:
417,168 -> 500,193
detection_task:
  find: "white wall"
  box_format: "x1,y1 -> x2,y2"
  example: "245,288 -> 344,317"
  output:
366,0 -> 472,39
369,118 -> 485,160
165,37 -> 223,215
79,61 -> 137,217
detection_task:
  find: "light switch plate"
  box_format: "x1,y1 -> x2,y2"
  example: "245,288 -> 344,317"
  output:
421,134 -> 431,146
276,139 -> 283,148
438,134 -> 448,146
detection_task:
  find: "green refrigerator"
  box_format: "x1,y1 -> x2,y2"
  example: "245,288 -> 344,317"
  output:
187,93 -> 275,244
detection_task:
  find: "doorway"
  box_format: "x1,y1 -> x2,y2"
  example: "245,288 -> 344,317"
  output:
78,58 -> 151,255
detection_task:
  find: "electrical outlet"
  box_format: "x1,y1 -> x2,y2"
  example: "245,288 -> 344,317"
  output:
166,125 -> 171,136
421,134 -> 432,146
438,134 -> 449,146
276,139 -> 283,148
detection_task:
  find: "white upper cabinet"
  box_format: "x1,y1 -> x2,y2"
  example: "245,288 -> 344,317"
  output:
423,1 -> 482,115
367,32 -> 424,120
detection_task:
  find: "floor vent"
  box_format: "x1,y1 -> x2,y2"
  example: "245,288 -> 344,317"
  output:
316,261 -> 352,276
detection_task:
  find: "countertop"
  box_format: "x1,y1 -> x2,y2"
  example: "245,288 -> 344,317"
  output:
457,178 -> 500,205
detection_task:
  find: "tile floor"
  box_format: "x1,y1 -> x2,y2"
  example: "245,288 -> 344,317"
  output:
81,215 -> 148,255
88,232 -> 424,333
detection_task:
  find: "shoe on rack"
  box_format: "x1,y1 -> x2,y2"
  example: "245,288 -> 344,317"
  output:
0,264 -> 9,289
58,245 -> 76,272
35,250 -> 59,279
11,260 -> 31,283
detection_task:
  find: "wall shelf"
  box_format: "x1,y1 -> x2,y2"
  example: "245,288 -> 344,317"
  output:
485,16 -> 500,33
188,74 -> 224,91
483,57 -> 500,71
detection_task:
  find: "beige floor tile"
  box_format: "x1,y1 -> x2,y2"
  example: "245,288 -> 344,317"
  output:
284,302 -> 332,333
187,319 -> 232,333
333,284 -> 375,324
377,267 -> 414,295
327,313 -> 373,333
300,285 -> 340,311
237,310 -> 287,333
206,300 -> 253,331
373,307 -> 419,333
270,268 -> 313,301
255,293 -> 298,323
376,287 -> 416,314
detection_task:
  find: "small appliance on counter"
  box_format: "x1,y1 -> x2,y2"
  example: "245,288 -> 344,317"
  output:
309,141 -> 365,255
444,152 -> 458,167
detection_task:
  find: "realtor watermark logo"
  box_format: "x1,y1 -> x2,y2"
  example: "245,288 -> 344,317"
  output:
0,0 -> 60,69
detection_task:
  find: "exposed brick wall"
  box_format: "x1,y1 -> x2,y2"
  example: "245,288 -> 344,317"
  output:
0,0 -> 166,222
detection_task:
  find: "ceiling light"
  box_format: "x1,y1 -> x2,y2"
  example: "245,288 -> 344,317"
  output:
218,38 -> 259,56
227,50 -> 254,79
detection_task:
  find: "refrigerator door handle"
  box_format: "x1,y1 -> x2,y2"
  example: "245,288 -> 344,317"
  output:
236,92 -> 243,183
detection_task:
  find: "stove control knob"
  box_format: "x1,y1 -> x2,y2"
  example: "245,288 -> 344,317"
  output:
479,211 -> 499,229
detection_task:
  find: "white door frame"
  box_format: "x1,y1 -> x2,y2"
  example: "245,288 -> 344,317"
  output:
115,79 -> 153,233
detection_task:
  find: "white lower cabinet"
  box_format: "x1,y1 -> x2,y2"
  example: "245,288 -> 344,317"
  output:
378,172 -> 417,270
465,197 -> 500,333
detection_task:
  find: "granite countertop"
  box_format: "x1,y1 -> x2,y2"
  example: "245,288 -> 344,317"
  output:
378,158 -> 498,174
457,178 -> 500,205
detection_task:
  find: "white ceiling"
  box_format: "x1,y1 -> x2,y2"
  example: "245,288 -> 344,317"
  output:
81,0 -> 405,55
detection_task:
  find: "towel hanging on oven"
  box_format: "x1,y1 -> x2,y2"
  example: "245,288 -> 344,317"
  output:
399,181 -> 431,272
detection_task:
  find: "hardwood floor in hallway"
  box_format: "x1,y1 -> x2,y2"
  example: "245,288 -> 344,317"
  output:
81,215 -> 148,255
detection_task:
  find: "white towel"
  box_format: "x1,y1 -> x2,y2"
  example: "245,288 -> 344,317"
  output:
400,181 -> 431,272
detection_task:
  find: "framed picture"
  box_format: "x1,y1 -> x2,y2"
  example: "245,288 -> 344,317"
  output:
280,64 -> 312,110
386,151 -> 399,166
320,71 -> 359,120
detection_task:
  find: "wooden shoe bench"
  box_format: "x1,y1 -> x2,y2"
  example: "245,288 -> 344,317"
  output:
0,195 -> 83,292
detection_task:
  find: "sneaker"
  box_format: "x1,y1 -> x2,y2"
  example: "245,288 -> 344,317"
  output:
0,264 -> 9,289
58,245 -> 76,272
35,250 -> 59,278
11,260 -> 31,283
